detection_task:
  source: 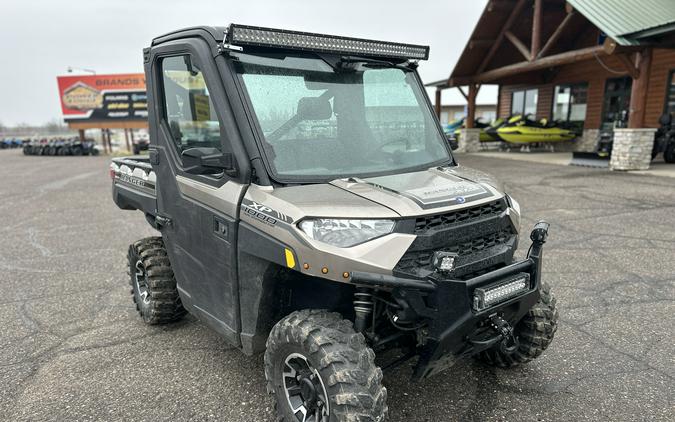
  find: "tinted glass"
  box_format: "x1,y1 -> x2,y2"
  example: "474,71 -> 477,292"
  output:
161,55 -> 221,155
234,53 -> 450,180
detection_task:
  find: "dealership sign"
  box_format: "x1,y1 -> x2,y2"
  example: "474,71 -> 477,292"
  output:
56,74 -> 148,122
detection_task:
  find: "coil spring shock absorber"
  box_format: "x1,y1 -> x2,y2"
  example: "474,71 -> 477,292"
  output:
353,288 -> 374,333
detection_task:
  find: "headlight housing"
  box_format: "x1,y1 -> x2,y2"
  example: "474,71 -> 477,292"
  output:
506,194 -> 521,215
298,218 -> 395,248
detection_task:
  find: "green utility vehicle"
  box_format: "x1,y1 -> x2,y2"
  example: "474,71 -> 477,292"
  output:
111,24 -> 558,421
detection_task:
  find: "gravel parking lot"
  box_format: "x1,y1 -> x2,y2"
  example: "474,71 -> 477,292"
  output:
1,149 -> 673,421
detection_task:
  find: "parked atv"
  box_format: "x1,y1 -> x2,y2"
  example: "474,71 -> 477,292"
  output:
652,113 -> 675,163
132,136 -> 150,155
111,24 -> 559,421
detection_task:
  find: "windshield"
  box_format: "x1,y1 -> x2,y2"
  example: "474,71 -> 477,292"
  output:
233,52 -> 451,181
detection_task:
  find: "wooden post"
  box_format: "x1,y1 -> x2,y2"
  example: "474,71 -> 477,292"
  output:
476,45 -> 606,82
628,49 -> 652,128
78,129 -> 85,142
477,0 -> 528,73
531,0 -> 543,59
496,84 -> 502,119
538,10 -> 575,59
102,129 -> 108,154
466,84 -> 479,128
434,88 -> 442,119
124,128 -> 131,152
505,31 -> 532,61
105,129 -> 111,154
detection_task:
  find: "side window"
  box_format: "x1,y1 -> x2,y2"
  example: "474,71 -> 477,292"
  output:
160,55 -> 221,157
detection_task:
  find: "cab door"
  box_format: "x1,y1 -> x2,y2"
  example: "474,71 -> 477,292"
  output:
146,39 -> 247,345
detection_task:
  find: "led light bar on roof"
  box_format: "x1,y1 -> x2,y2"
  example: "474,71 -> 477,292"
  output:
227,24 -> 429,60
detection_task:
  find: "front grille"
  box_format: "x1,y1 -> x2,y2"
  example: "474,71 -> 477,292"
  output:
395,229 -> 514,274
414,200 -> 506,234
394,198 -> 516,279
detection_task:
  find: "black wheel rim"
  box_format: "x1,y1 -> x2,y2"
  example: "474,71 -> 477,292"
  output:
134,260 -> 151,305
282,353 -> 330,422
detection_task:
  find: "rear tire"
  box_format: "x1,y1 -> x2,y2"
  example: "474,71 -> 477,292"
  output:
127,236 -> 186,324
477,282 -> 558,368
265,310 -> 388,422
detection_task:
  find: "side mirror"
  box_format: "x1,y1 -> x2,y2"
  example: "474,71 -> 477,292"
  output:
181,147 -> 237,177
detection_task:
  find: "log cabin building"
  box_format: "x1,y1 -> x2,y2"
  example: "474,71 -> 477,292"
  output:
430,0 -> 675,170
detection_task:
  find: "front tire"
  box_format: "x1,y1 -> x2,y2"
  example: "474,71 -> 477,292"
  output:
478,281 -> 558,368
265,310 -> 388,422
127,236 -> 186,324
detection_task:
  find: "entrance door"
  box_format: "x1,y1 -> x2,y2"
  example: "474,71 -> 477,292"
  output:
149,41 -> 245,344
601,77 -> 632,130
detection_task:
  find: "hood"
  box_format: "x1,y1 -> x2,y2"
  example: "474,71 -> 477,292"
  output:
329,166 -> 504,217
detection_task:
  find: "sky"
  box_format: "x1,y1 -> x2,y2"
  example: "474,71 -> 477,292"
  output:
0,0 -> 496,126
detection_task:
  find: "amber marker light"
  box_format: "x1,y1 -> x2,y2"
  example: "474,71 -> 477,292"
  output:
321,267 -> 329,274
342,272 -> 350,279
303,263 -> 310,270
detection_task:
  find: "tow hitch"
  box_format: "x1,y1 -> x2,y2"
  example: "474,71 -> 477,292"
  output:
489,315 -> 519,354
469,314 -> 519,354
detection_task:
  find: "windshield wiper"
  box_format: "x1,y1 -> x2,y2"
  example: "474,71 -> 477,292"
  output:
338,56 -> 413,72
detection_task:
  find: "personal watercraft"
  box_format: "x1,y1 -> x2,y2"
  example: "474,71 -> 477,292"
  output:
496,115 -> 578,144
451,117 -> 501,143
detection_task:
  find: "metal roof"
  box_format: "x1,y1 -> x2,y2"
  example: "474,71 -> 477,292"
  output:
567,0 -> 675,45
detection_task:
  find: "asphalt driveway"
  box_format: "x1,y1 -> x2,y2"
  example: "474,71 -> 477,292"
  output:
0,149 -> 673,421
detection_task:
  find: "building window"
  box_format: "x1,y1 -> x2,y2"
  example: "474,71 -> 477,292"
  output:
479,110 -> 496,122
511,89 -> 537,116
553,83 -> 588,122
664,69 -> 675,116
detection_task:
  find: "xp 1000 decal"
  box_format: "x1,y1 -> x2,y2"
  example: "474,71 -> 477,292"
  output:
241,199 -> 293,226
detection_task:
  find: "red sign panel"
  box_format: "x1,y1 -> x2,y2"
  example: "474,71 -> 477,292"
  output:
56,73 -> 147,122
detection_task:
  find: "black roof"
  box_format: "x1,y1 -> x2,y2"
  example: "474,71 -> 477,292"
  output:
151,26 -> 226,46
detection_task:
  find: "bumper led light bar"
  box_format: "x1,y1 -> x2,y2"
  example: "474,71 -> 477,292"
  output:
473,274 -> 530,312
227,24 -> 429,60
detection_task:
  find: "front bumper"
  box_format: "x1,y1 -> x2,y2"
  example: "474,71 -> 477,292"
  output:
352,221 -> 550,379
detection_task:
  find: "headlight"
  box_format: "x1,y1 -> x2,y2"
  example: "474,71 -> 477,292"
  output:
298,219 -> 395,248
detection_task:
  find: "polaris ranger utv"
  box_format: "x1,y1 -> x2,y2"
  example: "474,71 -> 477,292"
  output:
111,24 -> 558,421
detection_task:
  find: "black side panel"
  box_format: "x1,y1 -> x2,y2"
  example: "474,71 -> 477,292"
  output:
238,222 -> 296,269
237,222 -> 353,355
112,184 -> 157,214
164,189 -> 239,345
237,253 -> 281,355
237,222 -> 293,354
